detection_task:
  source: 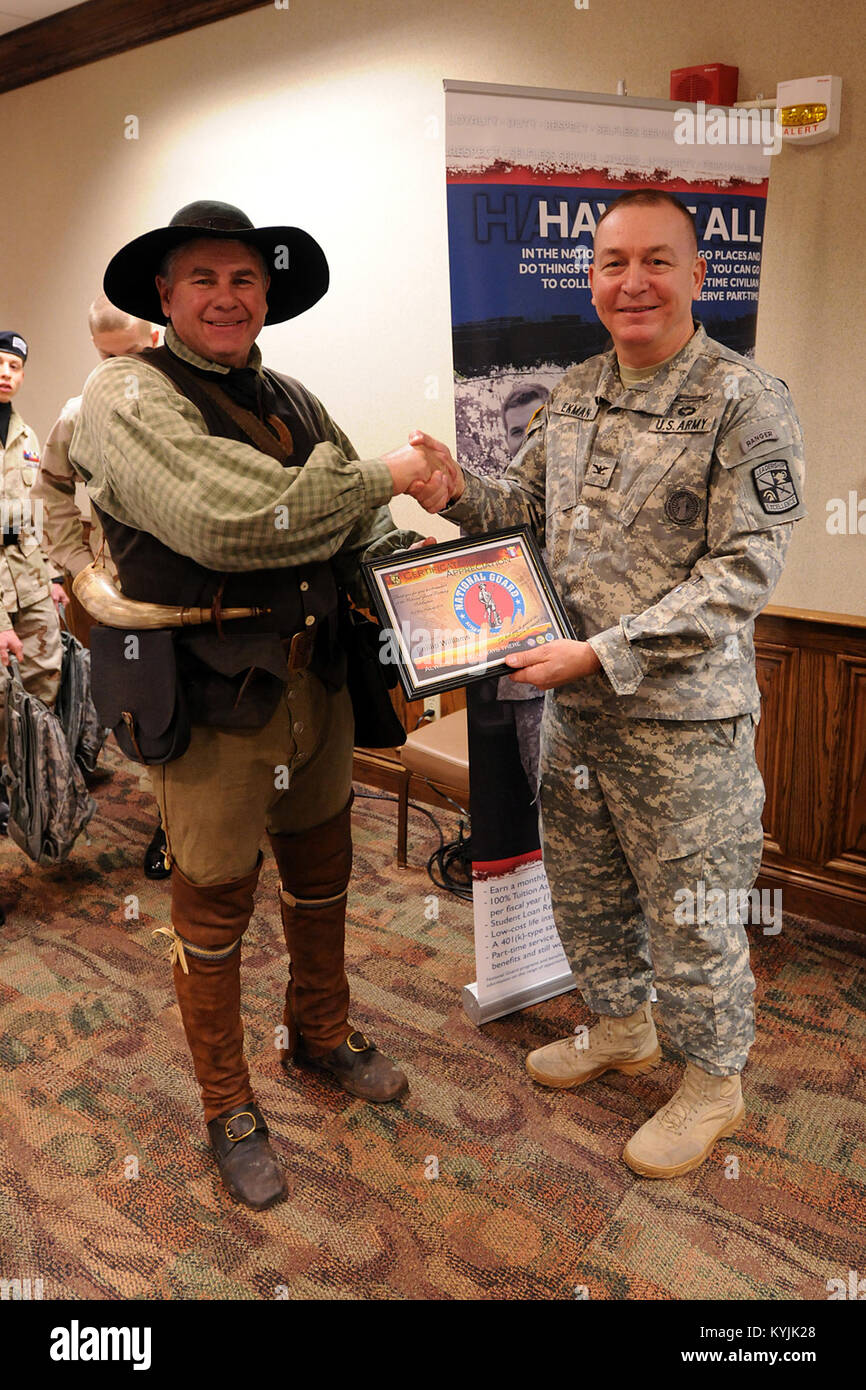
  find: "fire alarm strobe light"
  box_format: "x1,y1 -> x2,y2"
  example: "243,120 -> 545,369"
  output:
776,75 -> 842,145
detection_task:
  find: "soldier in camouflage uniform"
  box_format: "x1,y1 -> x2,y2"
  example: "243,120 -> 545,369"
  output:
0,333 -> 66,706
31,299 -> 170,879
0,331 -> 67,836
412,191 -> 805,1178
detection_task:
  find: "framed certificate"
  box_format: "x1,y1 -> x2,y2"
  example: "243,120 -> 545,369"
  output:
362,527 -> 575,700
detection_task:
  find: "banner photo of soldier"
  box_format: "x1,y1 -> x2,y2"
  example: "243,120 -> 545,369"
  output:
443,79 -> 774,1023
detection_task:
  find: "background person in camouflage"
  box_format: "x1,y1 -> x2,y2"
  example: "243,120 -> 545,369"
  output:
0,331 -> 68,834
410,191 -> 806,1179
33,296 -> 158,608
31,298 -> 169,879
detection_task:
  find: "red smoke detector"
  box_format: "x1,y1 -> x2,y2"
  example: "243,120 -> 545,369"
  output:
670,64 -> 739,106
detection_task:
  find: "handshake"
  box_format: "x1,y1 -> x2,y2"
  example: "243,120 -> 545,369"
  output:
382,431 -> 465,512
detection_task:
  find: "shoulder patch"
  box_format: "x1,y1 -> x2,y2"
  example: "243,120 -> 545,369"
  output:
716,415 -> 797,469
752,459 -> 800,514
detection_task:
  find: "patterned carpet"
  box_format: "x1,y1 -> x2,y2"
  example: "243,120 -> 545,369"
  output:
0,742 -> 864,1301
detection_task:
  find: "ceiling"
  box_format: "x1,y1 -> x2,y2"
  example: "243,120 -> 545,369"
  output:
0,1 -> 81,38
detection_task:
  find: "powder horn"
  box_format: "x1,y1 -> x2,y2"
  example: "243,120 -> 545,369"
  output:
72,562 -> 270,629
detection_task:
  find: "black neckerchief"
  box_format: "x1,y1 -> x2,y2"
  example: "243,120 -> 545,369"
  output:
164,344 -> 273,420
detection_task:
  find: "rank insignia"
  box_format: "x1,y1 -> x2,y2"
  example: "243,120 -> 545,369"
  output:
752,459 -> 799,514
665,489 -> 702,526
584,457 -> 617,488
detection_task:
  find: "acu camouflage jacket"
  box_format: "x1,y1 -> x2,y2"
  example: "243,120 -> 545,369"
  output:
445,324 -> 806,720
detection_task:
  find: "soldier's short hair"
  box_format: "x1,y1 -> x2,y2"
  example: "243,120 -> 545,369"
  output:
594,190 -> 699,254
88,293 -> 151,338
501,382 -> 549,425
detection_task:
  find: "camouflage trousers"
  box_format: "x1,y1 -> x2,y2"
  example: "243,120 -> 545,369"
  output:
9,592 -> 62,706
538,698 -> 766,1075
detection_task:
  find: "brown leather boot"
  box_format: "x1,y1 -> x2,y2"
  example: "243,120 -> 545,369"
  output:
268,797 -> 408,1103
161,856 -> 286,1209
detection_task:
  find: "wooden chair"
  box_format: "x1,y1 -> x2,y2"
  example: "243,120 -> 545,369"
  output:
396,709 -> 470,866
353,708 -> 470,867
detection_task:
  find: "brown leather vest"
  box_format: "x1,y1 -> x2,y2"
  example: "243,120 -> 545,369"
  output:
93,346 -> 345,727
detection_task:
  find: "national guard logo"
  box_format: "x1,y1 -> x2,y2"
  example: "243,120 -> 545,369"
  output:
453,570 -> 525,635
665,489 -> 702,526
752,460 -> 799,514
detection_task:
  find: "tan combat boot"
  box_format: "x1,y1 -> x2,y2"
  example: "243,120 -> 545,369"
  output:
525,1002 -> 660,1088
622,1061 -> 745,1178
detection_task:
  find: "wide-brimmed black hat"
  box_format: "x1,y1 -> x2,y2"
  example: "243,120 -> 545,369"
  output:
103,200 -> 329,326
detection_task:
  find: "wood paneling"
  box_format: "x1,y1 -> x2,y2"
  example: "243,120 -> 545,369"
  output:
0,0 -> 264,96
755,609 -> 866,932
754,641 -> 798,854
826,656 -> 866,877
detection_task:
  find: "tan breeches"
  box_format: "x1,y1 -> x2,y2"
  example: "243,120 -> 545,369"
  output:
147,670 -> 355,886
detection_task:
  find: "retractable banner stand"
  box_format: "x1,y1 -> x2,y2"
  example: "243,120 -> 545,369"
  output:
444,80 -> 774,1025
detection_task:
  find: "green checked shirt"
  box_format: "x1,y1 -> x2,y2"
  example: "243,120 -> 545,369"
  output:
69,325 -> 416,603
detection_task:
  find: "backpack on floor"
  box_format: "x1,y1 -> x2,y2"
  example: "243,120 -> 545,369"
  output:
0,657 -> 95,865
54,628 -> 108,775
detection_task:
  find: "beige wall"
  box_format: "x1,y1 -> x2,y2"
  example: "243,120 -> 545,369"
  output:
2,0 -> 864,611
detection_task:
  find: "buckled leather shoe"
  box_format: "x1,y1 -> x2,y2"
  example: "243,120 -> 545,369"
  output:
287,1029 -> 409,1103
206,1101 -> 287,1210
143,823 -> 171,880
